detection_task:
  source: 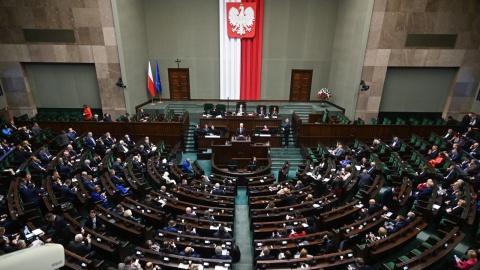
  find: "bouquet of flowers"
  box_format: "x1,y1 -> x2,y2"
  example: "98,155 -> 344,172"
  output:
317,88 -> 331,100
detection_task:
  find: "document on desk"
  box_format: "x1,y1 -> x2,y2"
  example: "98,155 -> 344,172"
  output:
178,263 -> 204,269
32,228 -> 44,235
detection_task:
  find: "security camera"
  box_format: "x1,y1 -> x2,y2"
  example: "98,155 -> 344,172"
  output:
360,80 -> 370,91
116,77 -> 126,88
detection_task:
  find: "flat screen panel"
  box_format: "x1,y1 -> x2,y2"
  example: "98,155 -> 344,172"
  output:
24,63 -> 102,109
380,67 -> 457,112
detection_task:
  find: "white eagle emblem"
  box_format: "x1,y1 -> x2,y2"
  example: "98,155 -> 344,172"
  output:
228,4 -> 255,36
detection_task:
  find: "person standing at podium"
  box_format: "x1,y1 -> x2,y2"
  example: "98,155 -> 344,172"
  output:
283,118 -> 291,148
236,123 -> 246,136
248,157 -> 258,170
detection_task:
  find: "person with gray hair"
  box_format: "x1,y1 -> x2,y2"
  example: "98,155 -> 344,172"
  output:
67,233 -> 93,257
211,245 -> 232,260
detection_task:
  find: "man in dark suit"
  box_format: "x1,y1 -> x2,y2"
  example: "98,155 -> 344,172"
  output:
123,134 -> 135,148
82,210 -> 106,233
367,162 -> 376,175
29,156 -> 46,173
449,149 -> 461,163
357,169 -> 373,189
460,113 -> 472,133
425,145 -> 439,160
359,199 -> 382,219
443,165 -> 458,185
385,215 -> 407,233
389,137 -> 401,150
163,220 -> 178,233
38,147 -> 53,165
182,207 -> 197,218
283,118 -> 291,148
212,246 -> 233,260
110,169 -> 123,185
236,123 -> 246,136
255,247 -> 276,262
446,199 -> 466,216
18,178 -> 44,206
380,187 -> 398,214
211,106 -> 222,117
67,234 -> 94,257
257,106 -> 265,116
112,158 -> 125,177
84,132 -> 96,151
44,213 -> 73,247
319,232 -> 338,254
444,128 -> 455,140
60,179 -> 79,205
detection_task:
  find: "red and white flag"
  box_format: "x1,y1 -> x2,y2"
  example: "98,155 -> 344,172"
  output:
220,0 -> 263,101
147,61 -> 155,97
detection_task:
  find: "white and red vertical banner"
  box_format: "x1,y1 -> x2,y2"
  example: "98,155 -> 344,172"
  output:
220,0 -> 263,101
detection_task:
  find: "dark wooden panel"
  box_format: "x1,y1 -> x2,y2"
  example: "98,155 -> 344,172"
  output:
18,112 -> 190,151
199,116 -> 282,134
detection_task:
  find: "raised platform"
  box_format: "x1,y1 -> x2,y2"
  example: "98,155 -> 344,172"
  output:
138,100 -> 343,123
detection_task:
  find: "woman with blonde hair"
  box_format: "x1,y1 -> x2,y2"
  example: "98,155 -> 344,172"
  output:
299,248 -> 313,258
456,249 -> 477,269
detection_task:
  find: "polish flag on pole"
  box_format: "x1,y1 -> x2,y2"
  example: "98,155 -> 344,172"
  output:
147,61 -> 155,97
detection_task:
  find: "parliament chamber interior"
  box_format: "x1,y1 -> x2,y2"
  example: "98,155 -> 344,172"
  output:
1,1 -> 480,270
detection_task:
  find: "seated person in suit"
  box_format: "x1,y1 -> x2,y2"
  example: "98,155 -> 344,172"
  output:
446,199 -> 466,216
212,183 -> 226,195
214,225 -> 232,239
212,246 -> 232,260
182,223 -> 199,236
255,247 -> 276,262
257,106 -> 266,116
182,207 -> 197,218
180,246 -> 200,258
236,104 -> 245,115
211,105 -> 222,117
358,199 -> 382,219
388,136 -> 402,150
67,234 -> 94,257
163,220 -> 178,233
202,124 -> 210,134
160,240 -> 178,255
209,125 -> 219,135
368,227 -> 388,242
318,232 -> 338,255
384,214 -> 407,233
199,210 -> 215,220
82,210 -> 106,233
348,258 -> 370,270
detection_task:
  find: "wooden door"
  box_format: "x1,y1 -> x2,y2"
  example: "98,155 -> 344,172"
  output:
289,69 -> 313,101
168,68 -> 190,100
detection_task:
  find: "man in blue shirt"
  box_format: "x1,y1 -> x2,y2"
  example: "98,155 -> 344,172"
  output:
182,158 -> 193,174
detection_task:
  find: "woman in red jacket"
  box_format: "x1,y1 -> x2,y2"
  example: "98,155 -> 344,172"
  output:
83,104 -> 92,121
456,250 -> 478,269
429,152 -> 445,168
